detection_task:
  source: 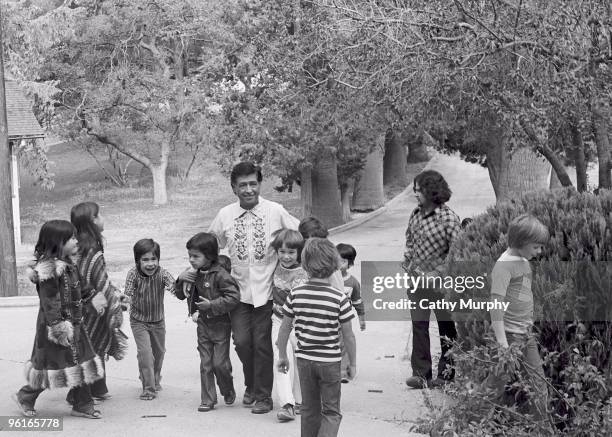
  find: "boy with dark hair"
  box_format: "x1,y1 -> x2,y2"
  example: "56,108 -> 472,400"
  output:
217,255 -> 232,274
336,243 -> 366,383
177,232 -> 240,412
277,238 -> 356,437
124,238 -> 177,401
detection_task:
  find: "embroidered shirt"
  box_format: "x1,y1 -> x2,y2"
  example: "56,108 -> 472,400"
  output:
402,204 -> 461,275
208,197 -> 299,307
282,280 -> 355,362
490,250 -> 534,334
124,267 -> 176,323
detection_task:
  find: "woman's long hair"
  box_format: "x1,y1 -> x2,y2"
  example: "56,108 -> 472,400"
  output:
34,220 -> 76,260
71,202 -> 104,253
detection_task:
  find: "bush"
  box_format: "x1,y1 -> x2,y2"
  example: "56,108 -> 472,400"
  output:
417,188 -> 612,436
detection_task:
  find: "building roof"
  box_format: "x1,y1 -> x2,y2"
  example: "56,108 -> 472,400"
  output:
5,80 -> 45,140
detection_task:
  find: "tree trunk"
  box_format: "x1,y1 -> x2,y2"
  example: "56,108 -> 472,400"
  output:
592,106 -> 612,190
150,162 -> 168,205
310,151 -> 343,228
339,180 -> 353,223
383,129 -> 407,186
485,128 -> 551,202
407,129 -> 431,163
569,117 -> 588,192
300,166 -> 313,218
353,137 -> 385,211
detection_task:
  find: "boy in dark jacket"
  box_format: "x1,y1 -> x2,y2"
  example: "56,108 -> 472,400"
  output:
177,233 -> 240,412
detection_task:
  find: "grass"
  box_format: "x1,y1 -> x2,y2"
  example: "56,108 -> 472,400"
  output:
16,142 -> 428,295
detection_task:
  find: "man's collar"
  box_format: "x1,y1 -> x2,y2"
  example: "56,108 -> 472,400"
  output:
234,197 -> 266,218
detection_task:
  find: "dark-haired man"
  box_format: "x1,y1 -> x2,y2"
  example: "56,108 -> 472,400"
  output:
209,162 -> 299,413
403,170 -> 460,389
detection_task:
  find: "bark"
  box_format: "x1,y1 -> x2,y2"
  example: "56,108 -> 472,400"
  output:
519,118 -> 573,189
339,180 -> 353,223
592,106 -> 612,190
151,163 -> 168,205
353,137 -> 385,211
310,150 -> 344,228
300,166 -> 313,217
485,126 -> 551,202
406,129 -> 431,163
383,129 -> 407,185
569,117 -> 588,192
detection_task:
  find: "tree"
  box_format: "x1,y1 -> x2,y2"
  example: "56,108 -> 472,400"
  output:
4,0 -> 234,204
311,0 -> 612,199
212,0 -> 384,225
352,134 -> 385,211
383,128 -> 408,186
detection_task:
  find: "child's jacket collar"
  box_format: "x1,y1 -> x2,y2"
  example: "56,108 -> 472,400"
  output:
29,258 -> 70,282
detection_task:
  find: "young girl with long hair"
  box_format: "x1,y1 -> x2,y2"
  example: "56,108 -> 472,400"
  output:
70,202 -> 128,402
14,220 -> 104,419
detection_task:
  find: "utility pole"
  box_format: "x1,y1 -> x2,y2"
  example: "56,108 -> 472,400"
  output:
0,3 -> 18,297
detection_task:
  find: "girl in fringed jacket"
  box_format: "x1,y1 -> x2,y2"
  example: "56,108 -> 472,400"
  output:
13,220 -> 106,419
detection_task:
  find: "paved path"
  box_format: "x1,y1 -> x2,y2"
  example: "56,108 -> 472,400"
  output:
1,153 -> 495,437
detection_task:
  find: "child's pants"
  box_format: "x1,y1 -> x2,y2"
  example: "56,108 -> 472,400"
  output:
130,318 -> 165,393
297,358 -> 342,437
18,384 -> 93,411
485,332 -> 548,421
339,330 -> 350,379
271,314 -> 301,406
197,317 -> 234,405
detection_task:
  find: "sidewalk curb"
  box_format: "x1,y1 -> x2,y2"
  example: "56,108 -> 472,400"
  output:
329,206 -> 388,236
0,296 -> 39,308
329,154 -> 438,236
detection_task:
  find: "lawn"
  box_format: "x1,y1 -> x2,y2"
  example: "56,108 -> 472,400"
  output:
16,142 -> 423,295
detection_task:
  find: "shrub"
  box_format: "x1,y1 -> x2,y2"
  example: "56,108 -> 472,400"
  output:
417,188 -> 612,436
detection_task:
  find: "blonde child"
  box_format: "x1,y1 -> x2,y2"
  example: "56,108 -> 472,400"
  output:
270,229 -> 307,422
489,214 -> 549,422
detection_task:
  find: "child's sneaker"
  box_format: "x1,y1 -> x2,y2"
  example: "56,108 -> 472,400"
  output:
277,403 -> 295,422
341,377 -> 349,383
198,403 -> 215,412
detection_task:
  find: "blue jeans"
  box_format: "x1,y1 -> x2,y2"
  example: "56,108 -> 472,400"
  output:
297,358 -> 342,437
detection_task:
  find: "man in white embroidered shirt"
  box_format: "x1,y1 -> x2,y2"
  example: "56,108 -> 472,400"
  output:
209,162 -> 299,414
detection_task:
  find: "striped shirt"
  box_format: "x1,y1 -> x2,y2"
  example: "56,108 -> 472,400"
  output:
124,266 -> 176,322
282,280 -> 355,362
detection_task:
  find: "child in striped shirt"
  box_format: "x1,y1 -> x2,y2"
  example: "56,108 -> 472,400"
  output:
277,238 -> 356,437
124,238 -> 177,401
